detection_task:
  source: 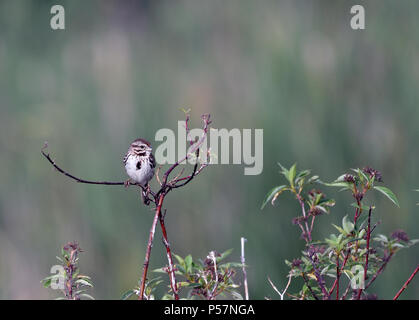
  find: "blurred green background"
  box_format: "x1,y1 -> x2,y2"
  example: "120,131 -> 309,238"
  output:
1,0 -> 419,299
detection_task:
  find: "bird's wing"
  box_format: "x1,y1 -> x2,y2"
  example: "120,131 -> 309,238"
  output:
123,152 -> 129,166
149,153 -> 156,168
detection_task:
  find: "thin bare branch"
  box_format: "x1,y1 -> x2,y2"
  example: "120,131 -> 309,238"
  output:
138,195 -> 163,300
168,167 -> 185,186
241,237 -> 249,300
41,149 -> 156,198
156,165 -> 163,186
160,114 -> 211,190
393,264 -> 419,300
159,211 -> 179,299
364,252 -> 394,290
209,251 -> 219,299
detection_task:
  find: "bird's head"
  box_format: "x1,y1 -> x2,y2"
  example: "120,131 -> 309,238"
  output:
131,138 -> 152,156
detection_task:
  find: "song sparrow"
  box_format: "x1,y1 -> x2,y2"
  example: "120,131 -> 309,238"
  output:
124,138 -> 155,204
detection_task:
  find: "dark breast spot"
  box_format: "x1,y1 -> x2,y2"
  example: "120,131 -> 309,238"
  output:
136,161 -> 141,170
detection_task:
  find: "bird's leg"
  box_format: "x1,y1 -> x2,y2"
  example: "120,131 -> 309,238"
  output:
124,179 -> 131,188
141,184 -> 151,206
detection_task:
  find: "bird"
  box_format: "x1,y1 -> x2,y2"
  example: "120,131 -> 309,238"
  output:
123,138 -> 155,204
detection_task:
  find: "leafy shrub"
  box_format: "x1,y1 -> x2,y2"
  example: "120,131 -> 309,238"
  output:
122,249 -> 243,300
263,163 -> 418,300
41,242 -> 94,300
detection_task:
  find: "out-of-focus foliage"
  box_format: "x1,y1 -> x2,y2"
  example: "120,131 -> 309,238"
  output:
41,242 -> 94,300
263,164 -> 418,299
1,0 -> 419,299
121,249 -> 242,300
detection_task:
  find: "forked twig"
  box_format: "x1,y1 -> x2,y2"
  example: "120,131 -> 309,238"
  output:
41,113 -> 212,300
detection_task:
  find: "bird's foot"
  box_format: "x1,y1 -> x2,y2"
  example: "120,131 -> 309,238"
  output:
141,184 -> 151,206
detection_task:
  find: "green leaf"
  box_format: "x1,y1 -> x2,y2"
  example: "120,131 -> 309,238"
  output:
308,175 -> 319,183
147,277 -> 163,285
318,198 -> 336,207
342,215 -> 354,234
75,289 -> 87,295
373,234 -> 388,243
350,203 -> 374,211
335,174 -> 348,182
342,269 -> 354,279
351,168 -> 368,183
178,281 -> 192,289
261,185 -> 287,209
218,248 -> 233,262
326,233 -> 340,247
296,170 -> 311,182
315,205 -> 328,214
41,278 -> 52,288
319,174 -> 352,189
288,163 -> 297,187
220,262 -> 245,268
321,181 -> 352,189
149,280 -> 164,290
332,224 -> 346,235
373,186 -> 400,207
173,254 -> 185,270
41,274 -> 63,288
179,107 -> 191,115
79,293 -> 95,300
230,290 -> 244,300
75,279 -> 93,287
277,162 -> 289,178
184,255 -> 193,273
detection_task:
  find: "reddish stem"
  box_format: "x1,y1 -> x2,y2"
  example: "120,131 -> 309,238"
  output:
301,273 -> 319,300
159,209 -> 179,299
310,216 -> 316,235
138,195 -> 164,300
328,249 -> 350,297
364,252 -> 394,290
393,264 -> 419,300
296,193 -> 311,242
160,114 -> 211,191
356,206 -> 372,300
336,252 -> 340,300
364,208 -> 372,279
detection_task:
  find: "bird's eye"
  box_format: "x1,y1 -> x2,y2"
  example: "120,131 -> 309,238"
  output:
140,145 -> 145,149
